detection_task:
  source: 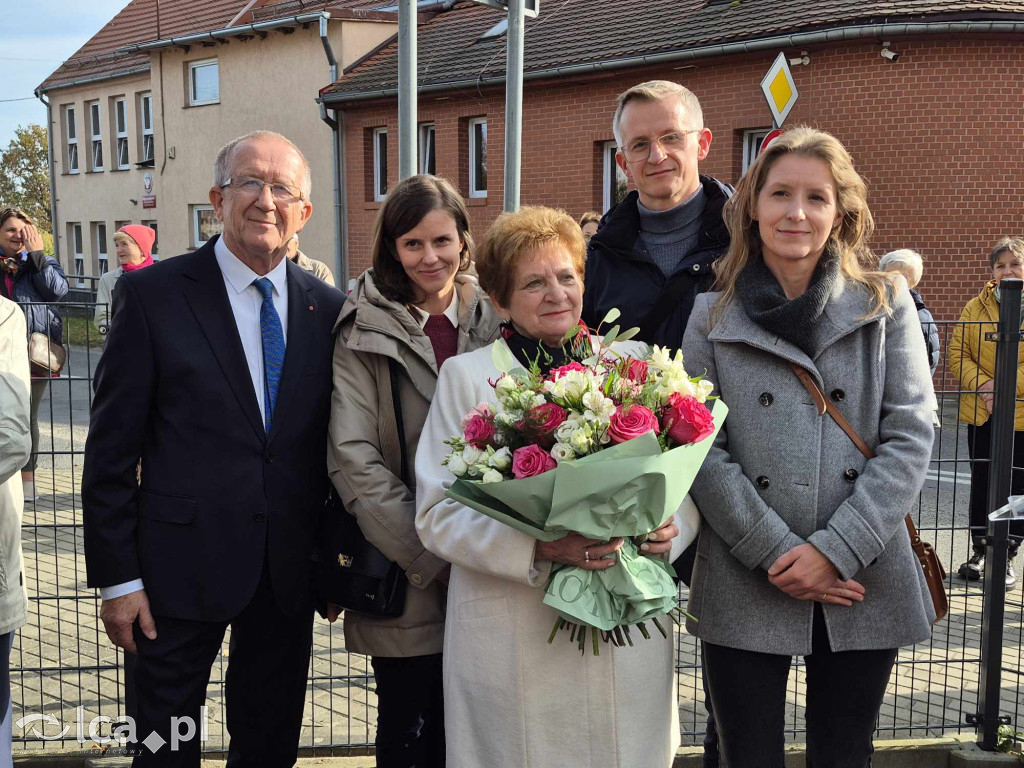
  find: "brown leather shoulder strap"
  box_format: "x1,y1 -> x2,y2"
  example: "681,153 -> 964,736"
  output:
789,363 -> 921,539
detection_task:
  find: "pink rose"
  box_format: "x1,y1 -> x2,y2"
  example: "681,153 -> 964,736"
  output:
528,402 -> 568,434
622,358 -> 649,383
663,393 -> 715,445
463,414 -> 496,448
607,404 -> 660,444
546,361 -> 588,381
512,444 -> 558,479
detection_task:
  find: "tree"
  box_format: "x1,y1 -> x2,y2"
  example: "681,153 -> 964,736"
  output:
0,124 -> 51,234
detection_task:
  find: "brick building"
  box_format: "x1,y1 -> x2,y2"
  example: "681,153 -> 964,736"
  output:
320,0 -> 1024,321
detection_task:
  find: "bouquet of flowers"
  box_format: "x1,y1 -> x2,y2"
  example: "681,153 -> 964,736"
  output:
442,312 -> 727,654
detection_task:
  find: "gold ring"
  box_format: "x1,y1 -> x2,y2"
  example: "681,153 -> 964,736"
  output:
821,593 -> 828,601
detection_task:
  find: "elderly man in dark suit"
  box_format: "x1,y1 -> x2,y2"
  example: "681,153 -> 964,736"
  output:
82,130 -> 345,767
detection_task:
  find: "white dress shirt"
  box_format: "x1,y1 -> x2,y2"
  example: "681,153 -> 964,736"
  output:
100,239 -> 290,601
407,290 -> 459,330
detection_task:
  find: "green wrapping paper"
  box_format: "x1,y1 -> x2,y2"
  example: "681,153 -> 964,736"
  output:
445,399 -> 728,632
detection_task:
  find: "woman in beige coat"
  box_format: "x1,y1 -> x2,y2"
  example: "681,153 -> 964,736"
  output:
0,295 -> 32,759
328,175 -> 500,767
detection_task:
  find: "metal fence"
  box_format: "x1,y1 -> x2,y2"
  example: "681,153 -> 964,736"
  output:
10,287 -> 1024,757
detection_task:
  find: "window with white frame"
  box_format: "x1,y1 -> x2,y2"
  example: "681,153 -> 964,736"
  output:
142,220 -> 158,259
191,205 -> 221,248
114,98 -> 129,169
468,118 -> 487,198
418,123 -> 435,175
188,59 -> 220,106
88,101 -> 103,171
139,92 -> 154,164
64,105 -> 79,174
603,141 -> 628,213
372,128 -> 388,202
742,128 -> 773,175
70,223 -> 84,286
94,222 -> 109,274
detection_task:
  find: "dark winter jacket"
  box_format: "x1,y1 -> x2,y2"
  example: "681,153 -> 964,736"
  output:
582,175 -> 732,349
0,249 -> 68,342
909,288 -> 940,375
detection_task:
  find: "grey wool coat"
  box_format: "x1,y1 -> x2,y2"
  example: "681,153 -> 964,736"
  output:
682,279 -> 936,655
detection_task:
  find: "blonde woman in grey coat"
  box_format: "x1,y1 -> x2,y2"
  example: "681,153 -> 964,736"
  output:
682,127 -> 935,768
328,175 -> 500,768
0,295 -> 31,765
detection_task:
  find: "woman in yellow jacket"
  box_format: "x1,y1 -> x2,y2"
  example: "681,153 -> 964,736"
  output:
949,237 -> 1024,589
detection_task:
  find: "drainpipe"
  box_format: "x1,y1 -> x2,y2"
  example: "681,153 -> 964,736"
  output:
316,14 -> 347,286
34,89 -> 60,265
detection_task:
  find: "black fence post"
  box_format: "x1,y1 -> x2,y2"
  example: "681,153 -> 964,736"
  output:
976,276 -> 1021,750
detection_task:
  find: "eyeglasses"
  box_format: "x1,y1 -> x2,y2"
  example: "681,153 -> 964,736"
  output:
621,130 -> 701,162
220,177 -> 305,204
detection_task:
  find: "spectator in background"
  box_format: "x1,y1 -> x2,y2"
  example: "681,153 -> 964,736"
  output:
879,249 -> 940,375
286,234 -> 335,287
578,211 -> 600,244
0,208 -> 68,503
948,237 -> 1024,589
94,225 -> 156,338
0,295 -> 31,768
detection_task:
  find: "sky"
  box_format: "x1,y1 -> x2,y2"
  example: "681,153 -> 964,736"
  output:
0,0 -> 129,150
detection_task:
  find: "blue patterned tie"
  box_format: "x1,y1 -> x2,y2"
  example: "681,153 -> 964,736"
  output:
252,277 -> 285,433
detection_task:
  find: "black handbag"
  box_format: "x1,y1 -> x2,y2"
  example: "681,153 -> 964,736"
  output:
316,358 -> 409,618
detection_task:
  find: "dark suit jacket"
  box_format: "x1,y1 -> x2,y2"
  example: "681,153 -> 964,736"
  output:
82,237 -> 345,622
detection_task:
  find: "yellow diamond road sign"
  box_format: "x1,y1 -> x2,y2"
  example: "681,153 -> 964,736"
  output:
760,52 -> 799,127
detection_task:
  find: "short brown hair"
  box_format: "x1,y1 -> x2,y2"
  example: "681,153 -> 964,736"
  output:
988,237 -> 1024,268
370,175 -> 473,305
578,211 -> 600,228
0,207 -> 32,228
477,206 -> 586,308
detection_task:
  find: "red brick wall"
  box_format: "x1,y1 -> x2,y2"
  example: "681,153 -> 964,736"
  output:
341,37 -> 1024,321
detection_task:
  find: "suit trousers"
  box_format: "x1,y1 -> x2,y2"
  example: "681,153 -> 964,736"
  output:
370,654 -> 445,768
703,605 -> 896,768
129,561 -> 314,768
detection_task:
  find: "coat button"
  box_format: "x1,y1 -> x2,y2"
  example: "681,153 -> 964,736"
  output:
409,573 -> 423,586
831,389 -> 846,402
264,450 -> 274,463
844,468 -> 859,483
254,512 -> 266,522
759,392 -> 773,406
756,475 -> 770,489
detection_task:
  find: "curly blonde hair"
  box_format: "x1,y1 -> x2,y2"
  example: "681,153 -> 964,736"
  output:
711,126 -> 895,324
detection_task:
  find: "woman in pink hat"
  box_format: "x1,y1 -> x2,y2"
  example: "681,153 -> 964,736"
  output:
93,224 -> 156,337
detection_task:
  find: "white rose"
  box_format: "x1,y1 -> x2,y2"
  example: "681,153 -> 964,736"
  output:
550,443 -> 576,462
489,446 -> 513,470
447,455 -> 468,477
554,420 -> 577,442
462,445 -> 485,465
482,469 -> 504,483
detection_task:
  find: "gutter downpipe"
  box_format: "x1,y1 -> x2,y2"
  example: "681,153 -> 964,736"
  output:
33,89 -> 60,265
315,14 -> 347,287
321,20 -> 1024,103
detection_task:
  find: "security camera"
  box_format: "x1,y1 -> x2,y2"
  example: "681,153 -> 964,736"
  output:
789,51 -> 810,66
880,43 -> 900,62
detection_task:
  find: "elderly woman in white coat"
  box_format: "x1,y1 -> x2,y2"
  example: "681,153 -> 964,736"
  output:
416,206 -> 687,768
682,127 -> 935,767
0,295 -> 32,765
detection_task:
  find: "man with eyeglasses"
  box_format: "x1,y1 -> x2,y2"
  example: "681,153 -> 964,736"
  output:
83,130 -> 345,767
582,80 -> 731,348
582,81 -> 731,768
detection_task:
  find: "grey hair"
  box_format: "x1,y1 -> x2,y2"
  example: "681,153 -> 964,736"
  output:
612,80 -> 704,146
213,130 -> 312,198
879,248 -> 924,287
988,236 -> 1024,268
